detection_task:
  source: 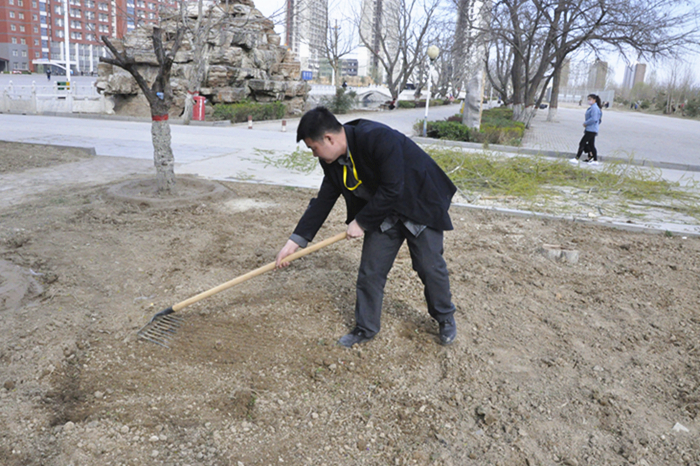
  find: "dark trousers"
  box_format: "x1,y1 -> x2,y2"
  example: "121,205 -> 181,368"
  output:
355,223 -> 455,336
576,131 -> 598,160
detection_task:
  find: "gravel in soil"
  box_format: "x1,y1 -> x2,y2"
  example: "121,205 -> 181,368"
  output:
1,142 -> 699,466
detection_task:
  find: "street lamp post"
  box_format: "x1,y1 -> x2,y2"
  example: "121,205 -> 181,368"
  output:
422,45 -> 440,138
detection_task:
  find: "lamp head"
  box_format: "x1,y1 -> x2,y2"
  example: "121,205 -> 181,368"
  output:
427,45 -> 440,60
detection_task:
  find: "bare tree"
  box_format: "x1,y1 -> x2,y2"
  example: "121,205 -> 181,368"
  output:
179,0 -> 216,125
101,27 -> 185,193
357,0 -> 441,101
486,0 -> 700,126
321,14 -> 356,87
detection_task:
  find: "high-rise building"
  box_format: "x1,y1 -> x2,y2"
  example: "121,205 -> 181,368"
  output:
0,0 -> 172,73
623,62 -> 646,89
285,0 -> 327,74
587,58 -> 608,90
357,0 -> 398,80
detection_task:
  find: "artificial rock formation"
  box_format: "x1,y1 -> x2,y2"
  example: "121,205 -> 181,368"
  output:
95,0 -> 308,118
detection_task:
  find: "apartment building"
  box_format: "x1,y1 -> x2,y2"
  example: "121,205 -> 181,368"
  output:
357,0 -> 398,80
285,0 -> 327,74
0,0 -> 174,73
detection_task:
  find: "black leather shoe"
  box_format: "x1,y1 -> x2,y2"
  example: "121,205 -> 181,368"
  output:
439,317 -> 457,345
338,328 -> 375,348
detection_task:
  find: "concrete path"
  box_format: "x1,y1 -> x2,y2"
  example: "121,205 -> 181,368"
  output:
1,104 -> 699,236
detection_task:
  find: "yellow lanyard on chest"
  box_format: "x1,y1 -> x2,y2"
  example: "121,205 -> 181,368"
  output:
343,150 -> 363,191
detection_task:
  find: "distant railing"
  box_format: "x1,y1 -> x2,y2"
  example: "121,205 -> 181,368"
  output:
1,80 -> 113,114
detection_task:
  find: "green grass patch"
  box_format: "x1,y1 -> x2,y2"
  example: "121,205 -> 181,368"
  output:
257,147 -> 318,174
427,148 -> 700,219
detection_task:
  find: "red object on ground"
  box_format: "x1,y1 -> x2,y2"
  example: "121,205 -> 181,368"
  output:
192,95 -> 206,121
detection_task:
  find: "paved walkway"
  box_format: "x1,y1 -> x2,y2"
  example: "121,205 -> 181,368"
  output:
1,105 -> 699,236
522,105 -> 700,167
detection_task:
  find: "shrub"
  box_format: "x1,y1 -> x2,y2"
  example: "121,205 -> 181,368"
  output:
398,100 -> 416,109
685,98 -> 700,117
320,87 -> 357,114
416,106 -> 524,145
213,101 -> 286,123
415,120 -> 470,141
478,108 -> 525,145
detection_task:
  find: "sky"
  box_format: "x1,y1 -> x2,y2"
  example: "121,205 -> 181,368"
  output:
252,0 -> 700,87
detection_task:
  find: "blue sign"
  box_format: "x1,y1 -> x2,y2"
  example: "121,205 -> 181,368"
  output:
301,71 -> 313,81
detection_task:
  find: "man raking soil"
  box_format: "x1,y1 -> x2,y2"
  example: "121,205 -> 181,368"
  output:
275,107 -> 459,347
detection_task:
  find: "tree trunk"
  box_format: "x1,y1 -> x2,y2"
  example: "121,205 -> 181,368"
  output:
462,69 -> 484,130
182,92 -> 194,125
151,119 -> 176,193
547,64 -> 562,122
520,105 -> 537,128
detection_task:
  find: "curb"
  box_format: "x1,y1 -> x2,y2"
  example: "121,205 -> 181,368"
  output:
411,136 -> 700,173
1,111 -> 232,127
0,139 -> 96,156
452,203 -> 700,238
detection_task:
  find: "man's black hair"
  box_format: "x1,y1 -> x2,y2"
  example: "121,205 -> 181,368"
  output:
296,106 -> 343,142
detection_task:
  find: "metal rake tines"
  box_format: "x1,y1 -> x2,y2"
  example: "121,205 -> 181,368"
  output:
137,314 -> 185,348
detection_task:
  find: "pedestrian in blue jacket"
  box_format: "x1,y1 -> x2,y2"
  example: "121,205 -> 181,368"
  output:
275,107 -> 458,347
571,94 -> 602,164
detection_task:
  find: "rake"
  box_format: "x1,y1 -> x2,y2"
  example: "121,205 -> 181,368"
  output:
137,232 -> 347,348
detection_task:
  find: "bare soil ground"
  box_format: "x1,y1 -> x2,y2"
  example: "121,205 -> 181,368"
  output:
1,142 -> 699,466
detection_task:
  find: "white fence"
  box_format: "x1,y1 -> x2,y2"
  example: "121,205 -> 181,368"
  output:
0,80 -> 114,114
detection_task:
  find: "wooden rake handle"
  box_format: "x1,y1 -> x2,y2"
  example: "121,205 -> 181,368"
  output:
172,231 -> 348,312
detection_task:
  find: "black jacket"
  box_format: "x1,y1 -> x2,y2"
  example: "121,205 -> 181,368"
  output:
293,119 -> 456,242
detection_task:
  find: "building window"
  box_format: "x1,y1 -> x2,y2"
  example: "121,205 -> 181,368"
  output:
85,0 -> 95,7
18,0 -> 23,6
20,38 -> 26,44
98,2 -> 108,10
98,13 -> 108,21
9,0 -> 14,4
20,25 -> 25,32
85,11 -> 94,19
88,22 -> 95,29
11,24 -> 17,31
57,30 -> 64,38
19,12 -> 25,19
70,20 -> 82,29
34,26 -> 39,33
12,37 -> 17,44
34,39 -> 40,45
70,8 -> 81,17
12,50 -> 18,57
33,14 -> 38,21
55,18 -> 63,26
70,31 -> 82,40
22,51 -> 27,57
10,11 -> 15,18
33,1 -> 37,7
35,52 -> 40,58
55,5 -> 62,13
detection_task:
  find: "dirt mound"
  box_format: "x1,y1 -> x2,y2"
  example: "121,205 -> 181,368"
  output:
105,176 -> 234,208
0,260 -> 44,312
0,140 -> 94,173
